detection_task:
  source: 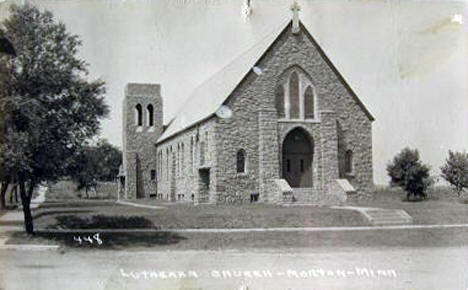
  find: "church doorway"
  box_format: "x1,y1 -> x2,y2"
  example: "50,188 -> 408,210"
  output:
282,127 -> 313,188
198,168 -> 210,202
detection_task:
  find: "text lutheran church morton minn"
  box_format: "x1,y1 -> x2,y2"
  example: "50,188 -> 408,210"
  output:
119,2 -> 374,205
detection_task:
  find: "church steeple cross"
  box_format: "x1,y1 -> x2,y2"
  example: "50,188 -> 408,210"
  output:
290,1 -> 301,34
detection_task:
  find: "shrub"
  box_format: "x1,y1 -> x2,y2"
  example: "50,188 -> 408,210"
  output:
440,150 -> 468,197
386,147 -> 432,201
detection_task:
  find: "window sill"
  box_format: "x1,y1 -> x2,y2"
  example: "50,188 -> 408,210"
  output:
236,172 -> 249,177
136,126 -> 143,132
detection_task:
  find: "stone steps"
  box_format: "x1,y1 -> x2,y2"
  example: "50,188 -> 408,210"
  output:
363,209 -> 413,225
292,188 -> 317,203
198,196 -> 210,204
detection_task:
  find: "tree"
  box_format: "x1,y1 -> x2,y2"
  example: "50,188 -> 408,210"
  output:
94,140 -> 122,182
0,4 -> 108,234
0,29 -> 15,210
440,150 -> 468,197
386,147 -> 433,200
68,139 -> 122,198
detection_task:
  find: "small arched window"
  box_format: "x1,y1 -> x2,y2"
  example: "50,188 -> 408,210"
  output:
147,104 -> 154,126
275,85 -> 285,118
304,86 -> 314,119
135,104 -> 143,126
289,72 -> 300,119
345,150 -> 353,174
236,149 -> 246,173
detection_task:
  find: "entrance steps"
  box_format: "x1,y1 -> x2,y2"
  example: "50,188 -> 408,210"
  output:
291,188 -> 319,203
291,187 -> 345,205
197,195 -> 210,204
363,209 -> 413,225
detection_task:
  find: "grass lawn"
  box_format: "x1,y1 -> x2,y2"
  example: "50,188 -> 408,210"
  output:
7,226 -> 468,251
33,202 -> 368,230
35,183 -> 468,231
348,186 -> 468,225
7,184 -> 468,250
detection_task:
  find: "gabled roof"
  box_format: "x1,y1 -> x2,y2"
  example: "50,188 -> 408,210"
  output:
157,19 -> 374,143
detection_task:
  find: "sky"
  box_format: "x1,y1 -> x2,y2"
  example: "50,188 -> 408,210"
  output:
0,0 -> 467,184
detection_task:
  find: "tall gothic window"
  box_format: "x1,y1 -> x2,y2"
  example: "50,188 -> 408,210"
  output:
275,85 -> 285,118
276,67 -> 316,120
200,141 -> 205,165
289,72 -> 300,119
166,148 -> 169,180
135,104 -> 143,126
177,144 -> 180,175
236,149 -> 246,173
147,104 -> 154,126
181,143 -> 185,170
190,137 -> 194,172
304,86 -> 314,119
345,150 -> 353,174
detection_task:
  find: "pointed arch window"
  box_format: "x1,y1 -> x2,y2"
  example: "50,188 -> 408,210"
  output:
304,86 -> 314,119
289,72 -> 300,119
276,67 -> 317,121
236,149 -> 246,173
200,141 -> 206,165
275,85 -> 285,118
147,104 -> 154,126
181,142 -> 185,170
135,104 -> 143,126
190,137 -> 194,172
345,150 -> 353,174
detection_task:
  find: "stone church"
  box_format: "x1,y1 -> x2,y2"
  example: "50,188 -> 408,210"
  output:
120,7 -> 374,204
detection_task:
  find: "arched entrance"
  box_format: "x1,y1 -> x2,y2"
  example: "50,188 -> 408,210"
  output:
282,128 -> 313,187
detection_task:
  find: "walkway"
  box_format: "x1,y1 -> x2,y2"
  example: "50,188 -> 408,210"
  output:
0,185 -> 48,245
115,199 -> 165,210
36,223 -> 468,234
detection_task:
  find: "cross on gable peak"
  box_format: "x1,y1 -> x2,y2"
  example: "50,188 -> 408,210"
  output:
290,1 -> 301,34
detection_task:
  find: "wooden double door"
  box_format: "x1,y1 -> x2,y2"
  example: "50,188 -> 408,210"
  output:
282,128 -> 313,188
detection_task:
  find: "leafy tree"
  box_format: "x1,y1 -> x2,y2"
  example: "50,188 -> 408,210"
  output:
68,139 -> 122,198
0,4 -> 108,234
0,29 -> 15,210
440,150 -> 468,197
386,147 -> 433,201
94,140 -> 122,182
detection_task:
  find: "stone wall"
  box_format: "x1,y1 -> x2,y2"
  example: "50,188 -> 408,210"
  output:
155,119 -> 217,203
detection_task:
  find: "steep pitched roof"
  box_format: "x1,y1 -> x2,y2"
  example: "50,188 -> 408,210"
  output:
157,19 -> 374,143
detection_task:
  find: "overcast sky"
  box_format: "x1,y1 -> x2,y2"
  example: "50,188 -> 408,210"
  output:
1,0 -> 467,184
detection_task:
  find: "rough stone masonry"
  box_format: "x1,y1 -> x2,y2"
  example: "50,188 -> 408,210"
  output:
120,14 -> 374,204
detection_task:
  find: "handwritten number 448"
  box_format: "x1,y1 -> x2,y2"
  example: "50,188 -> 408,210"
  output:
73,233 -> 103,245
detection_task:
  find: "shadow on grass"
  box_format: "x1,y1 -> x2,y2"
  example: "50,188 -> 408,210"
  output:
33,210 -> 93,219
9,231 -> 187,250
38,201 -> 114,208
48,215 -> 158,229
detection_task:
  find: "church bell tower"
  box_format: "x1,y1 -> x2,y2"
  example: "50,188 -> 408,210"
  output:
122,83 -> 163,199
